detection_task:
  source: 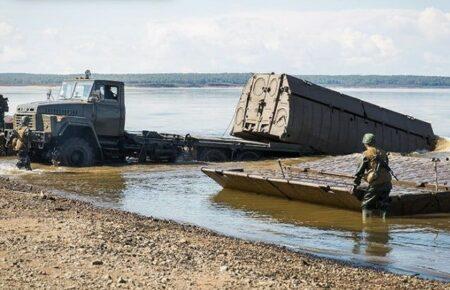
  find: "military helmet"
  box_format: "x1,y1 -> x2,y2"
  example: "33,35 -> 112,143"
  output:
362,133 -> 376,145
20,116 -> 31,126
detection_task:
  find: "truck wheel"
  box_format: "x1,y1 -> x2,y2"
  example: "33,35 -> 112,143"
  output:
200,148 -> 229,162
59,137 -> 95,167
236,151 -> 261,161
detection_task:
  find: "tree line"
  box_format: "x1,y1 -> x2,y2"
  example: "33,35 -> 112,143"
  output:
0,73 -> 449,88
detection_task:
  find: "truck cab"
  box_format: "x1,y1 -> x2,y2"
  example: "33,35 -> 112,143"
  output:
53,78 -> 126,137
13,74 -> 126,166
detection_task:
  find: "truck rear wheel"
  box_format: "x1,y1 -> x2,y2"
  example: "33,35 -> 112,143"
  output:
58,137 -> 95,167
199,148 -> 229,162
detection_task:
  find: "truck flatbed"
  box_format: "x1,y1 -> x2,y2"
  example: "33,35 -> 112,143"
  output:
120,131 -> 305,162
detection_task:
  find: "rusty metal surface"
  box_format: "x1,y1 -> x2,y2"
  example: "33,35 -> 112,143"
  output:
202,167 -> 450,216
202,154 -> 450,215
231,73 -> 435,154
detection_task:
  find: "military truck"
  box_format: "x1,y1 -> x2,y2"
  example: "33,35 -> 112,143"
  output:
3,72 -> 303,166
1,72 -> 436,167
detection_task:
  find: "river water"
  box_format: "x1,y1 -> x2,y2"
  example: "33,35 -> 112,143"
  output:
0,86 -> 449,281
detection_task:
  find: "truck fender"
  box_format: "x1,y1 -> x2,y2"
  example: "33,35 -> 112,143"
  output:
57,122 -> 104,161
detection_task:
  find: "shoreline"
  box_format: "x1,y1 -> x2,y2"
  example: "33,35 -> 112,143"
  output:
0,177 -> 448,288
2,84 -> 450,89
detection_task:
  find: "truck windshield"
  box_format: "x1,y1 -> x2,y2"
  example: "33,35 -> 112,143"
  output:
59,81 -> 93,100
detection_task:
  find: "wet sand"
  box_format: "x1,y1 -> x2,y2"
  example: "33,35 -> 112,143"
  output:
0,177 -> 448,289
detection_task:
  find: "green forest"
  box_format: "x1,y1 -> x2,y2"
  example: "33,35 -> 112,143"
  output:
1,73 -> 449,88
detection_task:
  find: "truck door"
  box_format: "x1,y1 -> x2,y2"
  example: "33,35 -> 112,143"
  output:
93,82 -> 122,137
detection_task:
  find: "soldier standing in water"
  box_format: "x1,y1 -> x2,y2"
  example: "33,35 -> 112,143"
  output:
353,133 -> 393,221
0,94 -> 8,156
11,116 -> 33,170
0,132 -> 6,156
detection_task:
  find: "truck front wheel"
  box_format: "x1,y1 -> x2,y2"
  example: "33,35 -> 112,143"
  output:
58,137 -> 95,167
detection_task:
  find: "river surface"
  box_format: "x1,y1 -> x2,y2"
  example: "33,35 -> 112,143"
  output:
0,86 -> 449,281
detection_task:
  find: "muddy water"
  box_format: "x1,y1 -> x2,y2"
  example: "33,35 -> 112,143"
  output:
0,158 -> 449,281
1,86 -> 450,280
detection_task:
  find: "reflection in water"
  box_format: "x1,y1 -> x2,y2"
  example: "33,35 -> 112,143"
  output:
22,163 -> 127,203
213,189 -> 450,232
352,222 -> 392,259
213,189 -> 450,280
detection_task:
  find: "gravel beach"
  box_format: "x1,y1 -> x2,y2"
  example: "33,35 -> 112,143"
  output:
0,177 -> 448,289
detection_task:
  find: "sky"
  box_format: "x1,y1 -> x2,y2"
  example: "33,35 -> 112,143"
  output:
0,0 -> 449,75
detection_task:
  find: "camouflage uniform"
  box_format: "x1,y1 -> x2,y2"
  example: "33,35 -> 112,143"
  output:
0,132 -> 5,156
13,117 -> 32,170
0,94 -> 7,130
353,134 -> 392,213
0,94 -> 8,156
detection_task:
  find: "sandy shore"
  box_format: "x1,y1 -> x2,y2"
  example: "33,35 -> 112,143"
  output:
0,178 -> 447,289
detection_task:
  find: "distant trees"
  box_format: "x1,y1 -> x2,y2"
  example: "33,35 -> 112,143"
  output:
0,73 -> 449,88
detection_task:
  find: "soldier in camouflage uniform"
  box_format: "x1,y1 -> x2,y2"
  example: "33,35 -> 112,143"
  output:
0,94 -> 7,129
0,94 -> 7,156
11,116 -> 33,170
0,132 -> 6,156
353,133 -> 392,221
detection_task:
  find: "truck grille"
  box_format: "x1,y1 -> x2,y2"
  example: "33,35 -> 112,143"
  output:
14,114 -> 36,130
41,108 -> 79,116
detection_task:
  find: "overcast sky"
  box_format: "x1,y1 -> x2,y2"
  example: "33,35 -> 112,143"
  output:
1,0 -> 449,75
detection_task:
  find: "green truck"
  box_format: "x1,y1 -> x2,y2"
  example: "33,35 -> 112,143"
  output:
1,72 -> 303,166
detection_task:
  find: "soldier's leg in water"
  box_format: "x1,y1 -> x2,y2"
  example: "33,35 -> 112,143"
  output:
24,153 -> 32,171
361,187 -> 378,222
16,151 -> 25,169
378,187 -> 392,220
16,150 -> 31,170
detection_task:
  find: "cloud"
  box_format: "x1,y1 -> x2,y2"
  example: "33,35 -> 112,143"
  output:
0,45 -> 26,63
41,28 -> 60,39
139,11 -> 407,73
0,22 -> 27,64
0,22 -> 13,38
418,7 -> 450,41
1,7 -> 450,75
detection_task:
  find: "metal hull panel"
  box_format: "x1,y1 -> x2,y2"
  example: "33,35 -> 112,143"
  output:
202,168 -> 450,216
231,73 -> 435,154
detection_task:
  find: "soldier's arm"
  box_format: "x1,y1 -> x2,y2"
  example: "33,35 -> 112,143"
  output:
354,156 -> 369,186
5,130 -> 18,147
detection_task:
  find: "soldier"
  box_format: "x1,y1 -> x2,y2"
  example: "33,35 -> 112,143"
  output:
12,116 -> 33,170
0,94 -> 8,130
0,131 -> 5,156
353,133 -> 393,221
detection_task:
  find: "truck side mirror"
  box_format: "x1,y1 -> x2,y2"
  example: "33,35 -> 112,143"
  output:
46,89 -> 53,100
89,90 -> 101,103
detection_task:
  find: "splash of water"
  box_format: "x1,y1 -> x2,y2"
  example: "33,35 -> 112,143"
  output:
434,136 -> 450,152
0,158 -> 68,176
